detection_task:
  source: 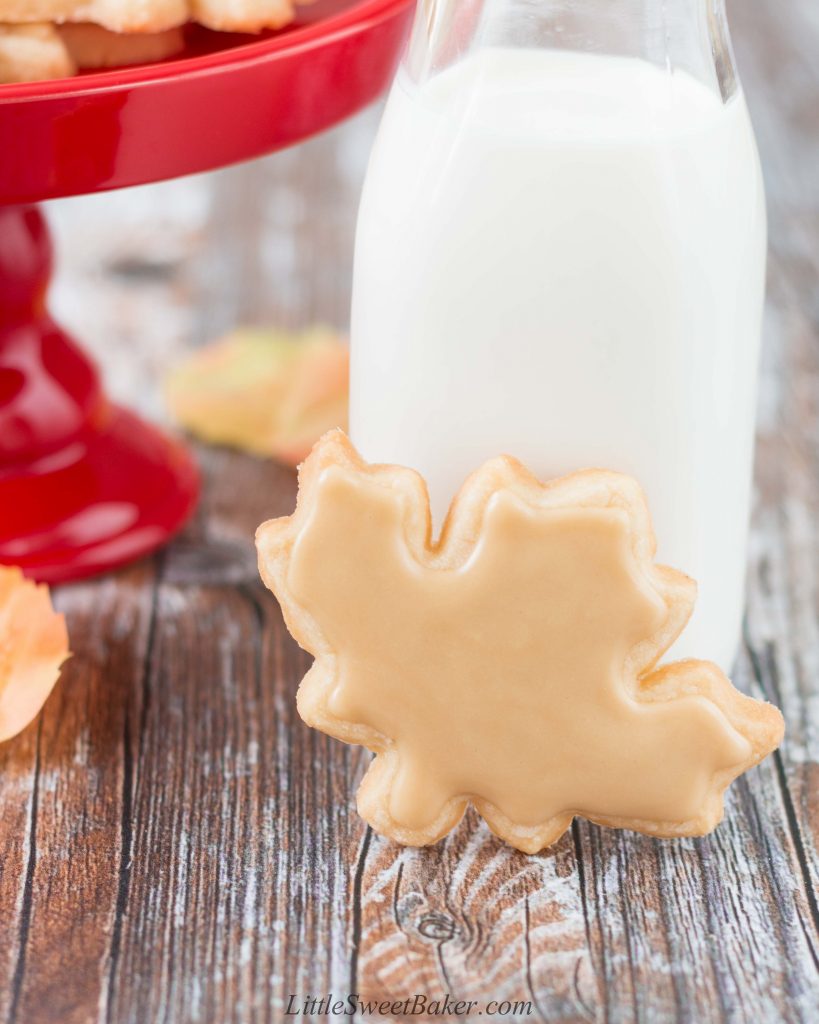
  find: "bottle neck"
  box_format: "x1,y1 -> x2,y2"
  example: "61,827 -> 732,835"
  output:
406,0 -> 738,102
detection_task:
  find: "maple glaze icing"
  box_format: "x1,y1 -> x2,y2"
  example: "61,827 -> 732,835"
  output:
285,464 -> 752,834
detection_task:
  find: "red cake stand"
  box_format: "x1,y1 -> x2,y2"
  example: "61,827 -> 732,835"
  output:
0,0 -> 413,583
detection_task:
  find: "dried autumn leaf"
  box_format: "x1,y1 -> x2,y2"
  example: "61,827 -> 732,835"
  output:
0,566 -> 69,742
164,327 -> 348,467
257,432 -> 784,853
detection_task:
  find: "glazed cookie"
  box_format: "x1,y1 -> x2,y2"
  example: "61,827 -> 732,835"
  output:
0,19 -> 185,81
256,431 -> 784,854
0,0 -> 298,33
0,1 -> 189,33
0,23 -> 75,83
0,0 -> 305,81
57,22 -> 185,68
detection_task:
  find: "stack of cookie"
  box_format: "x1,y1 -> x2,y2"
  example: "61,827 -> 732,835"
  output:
0,0 -> 306,83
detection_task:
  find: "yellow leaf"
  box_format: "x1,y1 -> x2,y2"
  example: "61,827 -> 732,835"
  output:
164,327 -> 348,467
0,567 -> 69,743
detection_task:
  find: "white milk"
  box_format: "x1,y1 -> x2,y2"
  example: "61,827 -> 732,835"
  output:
350,49 -> 767,670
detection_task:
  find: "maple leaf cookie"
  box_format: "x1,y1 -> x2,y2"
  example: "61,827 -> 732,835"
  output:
256,431 -> 784,854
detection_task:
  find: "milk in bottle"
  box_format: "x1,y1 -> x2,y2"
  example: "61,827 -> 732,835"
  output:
350,1 -> 767,670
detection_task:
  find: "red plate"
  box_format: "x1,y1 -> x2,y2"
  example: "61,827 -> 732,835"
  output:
0,0 -> 414,203
0,0 -> 413,583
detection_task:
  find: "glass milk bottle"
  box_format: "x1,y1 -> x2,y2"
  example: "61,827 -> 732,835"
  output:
350,0 -> 767,671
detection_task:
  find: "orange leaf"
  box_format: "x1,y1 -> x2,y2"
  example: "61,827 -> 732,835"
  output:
0,567 -> 69,743
164,327 -> 349,467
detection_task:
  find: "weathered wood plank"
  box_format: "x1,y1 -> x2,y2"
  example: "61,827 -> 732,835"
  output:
734,0 -> 819,958
0,3 -> 817,1021
0,707 -> 39,1022
1,569 -> 155,1024
352,820 -> 591,1020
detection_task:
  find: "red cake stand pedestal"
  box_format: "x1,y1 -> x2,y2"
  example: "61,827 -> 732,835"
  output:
0,0 -> 413,583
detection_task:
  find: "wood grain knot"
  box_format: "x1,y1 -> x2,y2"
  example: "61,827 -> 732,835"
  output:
416,913 -> 459,942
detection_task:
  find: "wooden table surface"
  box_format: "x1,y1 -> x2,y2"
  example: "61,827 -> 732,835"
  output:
2,4 -> 818,1022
